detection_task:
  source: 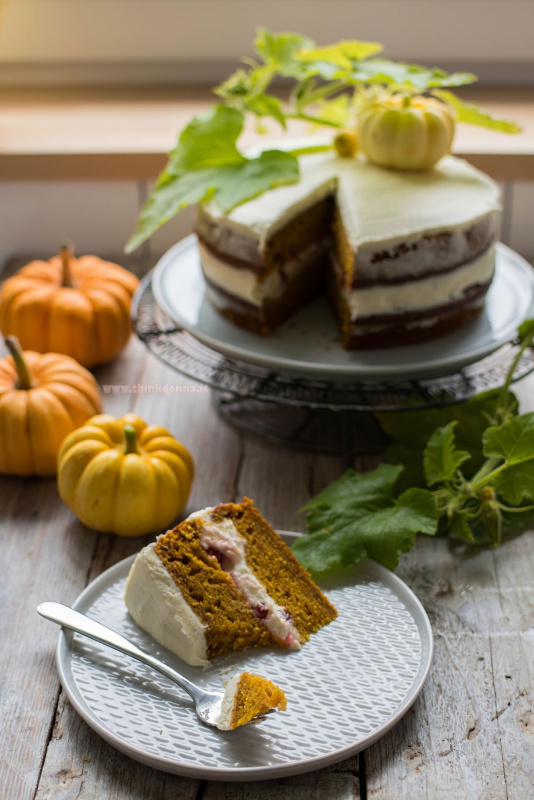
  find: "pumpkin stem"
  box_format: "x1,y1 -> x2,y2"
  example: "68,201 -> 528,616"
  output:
5,336 -> 37,390
123,425 -> 139,455
402,95 -> 412,108
60,241 -> 75,288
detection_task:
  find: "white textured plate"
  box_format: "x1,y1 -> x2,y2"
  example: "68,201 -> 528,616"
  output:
56,533 -> 433,781
152,236 -> 534,380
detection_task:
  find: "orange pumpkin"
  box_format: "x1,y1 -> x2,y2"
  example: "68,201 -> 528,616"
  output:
57,413 -> 194,536
0,244 -> 140,367
0,336 -> 102,476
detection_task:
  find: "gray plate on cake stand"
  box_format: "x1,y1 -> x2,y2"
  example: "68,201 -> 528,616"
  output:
152,235 -> 534,381
54,532 -> 433,781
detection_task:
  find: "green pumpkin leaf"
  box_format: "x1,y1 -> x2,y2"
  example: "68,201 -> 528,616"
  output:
423,422 -> 471,487
242,94 -> 287,126
215,67 -> 266,101
294,465 -> 437,573
433,90 -> 521,133
482,413 -> 534,504
378,389 -> 519,493
296,40 -> 383,71
125,105 -> 299,252
302,463 -> 403,513
213,149 -> 299,210
167,105 -> 246,171
312,94 -> 354,127
449,512 -> 476,543
254,28 -> 314,77
347,59 -> 476,91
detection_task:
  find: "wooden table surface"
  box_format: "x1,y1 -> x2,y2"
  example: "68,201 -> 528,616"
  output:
1,86 -> 534,181
1,256 -> 534,800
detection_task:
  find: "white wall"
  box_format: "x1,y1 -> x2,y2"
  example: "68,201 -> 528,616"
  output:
2,1 -> 533,62
0,180 -> 195,270
0,1 -> 533,86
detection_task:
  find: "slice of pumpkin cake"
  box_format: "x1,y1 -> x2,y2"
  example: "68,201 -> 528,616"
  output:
124,497 -> 337,666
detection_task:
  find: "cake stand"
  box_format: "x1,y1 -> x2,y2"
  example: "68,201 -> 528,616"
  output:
132,272 -> 534,457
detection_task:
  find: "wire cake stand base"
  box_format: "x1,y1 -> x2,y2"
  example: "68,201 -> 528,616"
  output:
132,274 -> 534,456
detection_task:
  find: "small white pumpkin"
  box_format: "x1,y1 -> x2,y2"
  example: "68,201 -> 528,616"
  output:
357,95 -> 455,171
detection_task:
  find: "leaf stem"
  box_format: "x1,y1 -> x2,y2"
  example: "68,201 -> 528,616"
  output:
470,458 -> 502,487
496,328 -> 534,419
498,503 -> 534,513
284,112 -> 344,128
285,144 -> 333,157
297,80 -> 348,109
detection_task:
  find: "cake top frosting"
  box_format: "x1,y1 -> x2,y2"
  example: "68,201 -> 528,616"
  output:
203,151 -> 501,251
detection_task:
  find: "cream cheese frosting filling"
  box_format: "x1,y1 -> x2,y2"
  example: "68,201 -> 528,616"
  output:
188,507 -> 302,649
342,246 -> 495,320
199,239 -> 326,308
124,542 -> 209,667
218,673 -> 242,731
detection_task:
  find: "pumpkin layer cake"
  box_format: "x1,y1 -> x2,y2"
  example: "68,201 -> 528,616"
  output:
197,152 -> 500,348
124,498 -> 337,666
219,671 -> 287,730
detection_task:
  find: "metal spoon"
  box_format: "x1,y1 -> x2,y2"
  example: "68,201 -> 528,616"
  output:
37,601 -> 273,730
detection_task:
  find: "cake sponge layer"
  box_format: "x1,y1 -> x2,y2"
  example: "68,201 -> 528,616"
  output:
124,498 -> 337,665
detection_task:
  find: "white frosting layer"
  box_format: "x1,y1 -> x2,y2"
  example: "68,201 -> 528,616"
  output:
199,240 -> 325,308
201,230 -> 494,318
344,246 -> 495,320
203,151 -> 501,252
124,543 -> 209,667
218,672 -> 241,731
189,507 -> 302,649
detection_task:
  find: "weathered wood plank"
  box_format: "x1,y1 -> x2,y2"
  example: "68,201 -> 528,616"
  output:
35,695 -> 200,800
130,352 -> 243,512
203,770 -> 360,800
0,479 -> 99,800
235,436 -> 312,531
364,533 -> 533,799
488,532 -> 534,797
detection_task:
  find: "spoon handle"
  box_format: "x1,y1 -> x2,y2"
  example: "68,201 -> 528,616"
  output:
37,601 -> 202,702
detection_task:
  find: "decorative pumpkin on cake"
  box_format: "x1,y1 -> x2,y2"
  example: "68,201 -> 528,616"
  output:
0,244 -> 139,368
0,336 -> 102,476
356,95 -> 455,171
57,413 -> 194,536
